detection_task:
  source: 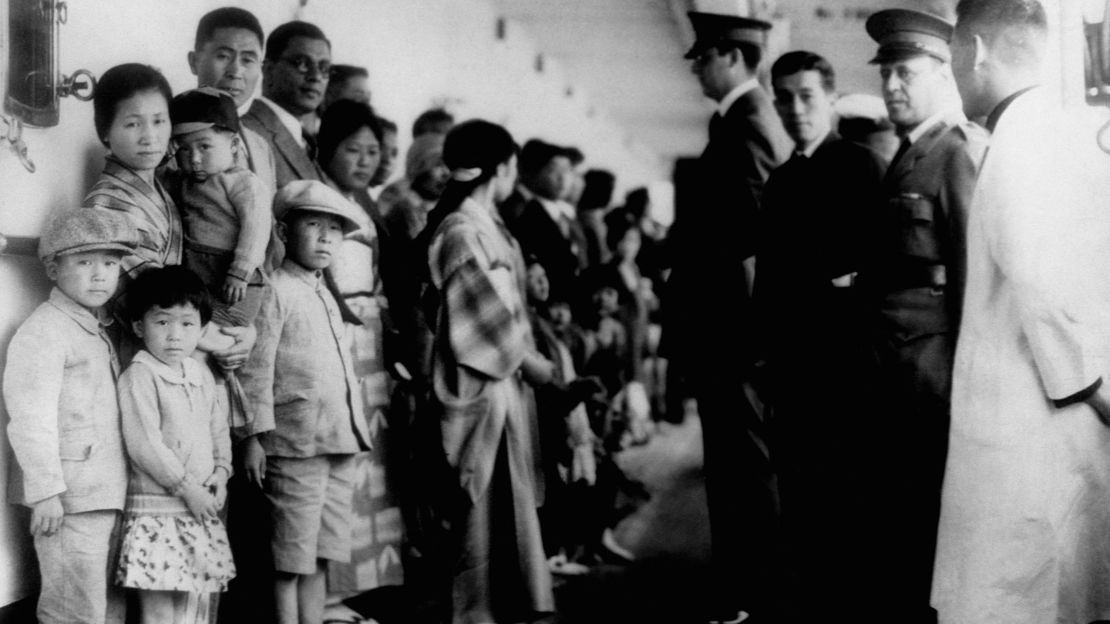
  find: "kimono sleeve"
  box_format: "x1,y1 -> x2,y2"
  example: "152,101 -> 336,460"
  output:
434,225 -> 527,380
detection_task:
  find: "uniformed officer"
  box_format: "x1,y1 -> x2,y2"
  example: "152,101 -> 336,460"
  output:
662,10 -> 790,624
860,9 -> 989,624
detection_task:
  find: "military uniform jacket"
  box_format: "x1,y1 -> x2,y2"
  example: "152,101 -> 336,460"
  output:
866,111 -> 988,346
662,86 -> 791,374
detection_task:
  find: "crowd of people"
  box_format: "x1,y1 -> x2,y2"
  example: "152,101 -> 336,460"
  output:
7,0 -> 1110,623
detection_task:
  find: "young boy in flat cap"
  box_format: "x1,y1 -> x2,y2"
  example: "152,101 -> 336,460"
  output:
169,86 -> 276,330
236,180 -> 370,624
4,207 -> 139,624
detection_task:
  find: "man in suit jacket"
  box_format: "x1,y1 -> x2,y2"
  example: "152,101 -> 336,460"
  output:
661,11 -> 790,624
188,7 -> 278,194
860,10 -> 989,623
509,139 -> 589,306
241,20 -> 331,189
755,50 -> 886,617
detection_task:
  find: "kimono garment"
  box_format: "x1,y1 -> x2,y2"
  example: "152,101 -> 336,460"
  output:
84,156 -> 183,276
932,88 -> 1110,624
327,195 -> 405,592
428,198 -> 552,624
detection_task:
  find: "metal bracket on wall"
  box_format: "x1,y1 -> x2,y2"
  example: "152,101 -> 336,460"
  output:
0,233 -> 40,257
0,115 -> 36,173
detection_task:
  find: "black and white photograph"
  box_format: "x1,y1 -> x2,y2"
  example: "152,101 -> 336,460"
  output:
2,0 -> 1110,623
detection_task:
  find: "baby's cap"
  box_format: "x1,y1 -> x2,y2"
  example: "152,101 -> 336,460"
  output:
170,87 -> 241,136
274,180 -> 361,234
38,207 -> 139,262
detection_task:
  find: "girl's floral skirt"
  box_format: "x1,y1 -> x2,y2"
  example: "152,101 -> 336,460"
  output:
117,513 -> 236,593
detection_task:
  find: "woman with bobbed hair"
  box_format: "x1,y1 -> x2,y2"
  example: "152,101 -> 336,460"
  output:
425,120 -> 556,623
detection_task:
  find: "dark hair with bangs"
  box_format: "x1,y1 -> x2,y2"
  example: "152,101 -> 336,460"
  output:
93,64 -> 173,146
317,99 -> 383,168
127,265 -> 213,325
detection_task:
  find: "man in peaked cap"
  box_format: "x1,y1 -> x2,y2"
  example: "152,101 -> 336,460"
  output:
858,8 -> 989,623
661,9 -> 790,624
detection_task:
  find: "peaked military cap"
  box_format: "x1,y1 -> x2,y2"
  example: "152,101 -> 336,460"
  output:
684,11 -> 772,60
866,8 -> 954,64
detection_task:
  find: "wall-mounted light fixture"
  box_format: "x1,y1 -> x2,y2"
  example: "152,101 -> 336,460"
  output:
3,0 -> 97,173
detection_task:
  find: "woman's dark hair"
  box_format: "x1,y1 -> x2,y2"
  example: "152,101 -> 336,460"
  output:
422,119 -> 518,237
127,265 -> 213,325
317,99 -> 383,175
93,64 -> 173,145
578,168 -> 616,211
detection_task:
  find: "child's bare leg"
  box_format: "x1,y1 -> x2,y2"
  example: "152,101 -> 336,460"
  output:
297,561 -> 327,624
275,572 -> 299,624
138,590 -> 175,624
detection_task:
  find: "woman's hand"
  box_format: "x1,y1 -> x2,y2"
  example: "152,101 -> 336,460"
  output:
210,324 -> 258,371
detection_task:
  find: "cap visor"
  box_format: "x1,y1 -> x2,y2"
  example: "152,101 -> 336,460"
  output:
172,121 -> 215,136
47,241 -> 136,260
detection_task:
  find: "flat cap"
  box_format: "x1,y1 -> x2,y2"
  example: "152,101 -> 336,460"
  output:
38,207 -> 140,261
274,180 -> 361,234
170,87 -> 240,136
685,11 -> 772,60
866,9 -> 954,64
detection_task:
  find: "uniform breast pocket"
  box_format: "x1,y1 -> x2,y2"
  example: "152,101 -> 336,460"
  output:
894,193 -> 941,261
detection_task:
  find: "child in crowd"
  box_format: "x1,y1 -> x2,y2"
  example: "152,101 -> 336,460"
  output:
237,180 -> 370,624
116,266 -> 235,624
168,87 -> 274,330
3,207 -> 139,624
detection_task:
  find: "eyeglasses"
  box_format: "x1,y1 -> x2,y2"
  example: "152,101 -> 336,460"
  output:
278,55 -> 331,77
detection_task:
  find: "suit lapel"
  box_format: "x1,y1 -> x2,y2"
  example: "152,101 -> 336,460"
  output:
246,100 -> 319,182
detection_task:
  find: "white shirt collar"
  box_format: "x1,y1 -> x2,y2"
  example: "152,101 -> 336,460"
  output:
258,96 -> 305,148
537,196 -> 575,223
717,78 -> 760,117
132,350 -> 204,387
796,126 -> 831,158
905,108 -> 964,144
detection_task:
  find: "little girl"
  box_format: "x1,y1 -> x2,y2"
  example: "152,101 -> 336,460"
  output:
116,266 -> 235,624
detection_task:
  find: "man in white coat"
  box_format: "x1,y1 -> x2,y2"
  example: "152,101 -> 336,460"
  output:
932,1 -> 1110,622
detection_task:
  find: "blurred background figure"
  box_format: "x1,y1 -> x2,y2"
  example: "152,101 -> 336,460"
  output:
325,64 -> 371,109
411,107 -> 455,139
576,168 -> 616,268
835,92 -> 899,165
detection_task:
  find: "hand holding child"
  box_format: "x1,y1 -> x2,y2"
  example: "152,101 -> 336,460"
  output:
242,436 -> 267,489
223,275 -> 248,305
204,467 -> 230,509
180,481 -> 218,521
30,495 -> 64,536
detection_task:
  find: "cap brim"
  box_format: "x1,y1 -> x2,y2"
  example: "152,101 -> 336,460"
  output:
869,47 -> 950,64
172,121 -> 215,136
45,241 -> 136,260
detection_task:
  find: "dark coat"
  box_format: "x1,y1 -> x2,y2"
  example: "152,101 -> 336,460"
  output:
662,86 -> 791,378
510,198 -> 588,305
241,99 -> 328,190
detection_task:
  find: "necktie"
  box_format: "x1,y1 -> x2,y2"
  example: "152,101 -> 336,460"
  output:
302,128 -> 318,161
889,137 -> 911,169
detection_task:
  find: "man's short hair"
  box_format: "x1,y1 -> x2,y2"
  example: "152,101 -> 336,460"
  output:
955,0 -> 1047,60
195,7 -> 264,51
412,107 -> 455,138
265,21 -> 330,61
519,139 -> 567,177
771,50 -> 836,93
329,64 -> 368,84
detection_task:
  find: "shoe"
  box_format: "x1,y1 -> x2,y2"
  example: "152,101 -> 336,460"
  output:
707,610 -> 750,624
598,528 -> 635,563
